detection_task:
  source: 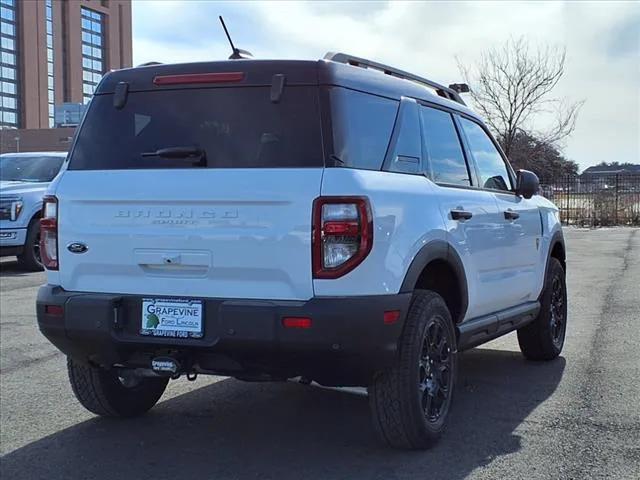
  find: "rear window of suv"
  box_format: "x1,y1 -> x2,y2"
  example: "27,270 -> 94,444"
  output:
68,86 -> 324,170
329,87 -> 398,170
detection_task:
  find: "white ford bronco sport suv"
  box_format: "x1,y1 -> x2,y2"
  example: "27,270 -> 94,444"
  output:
37,53 -> 567,450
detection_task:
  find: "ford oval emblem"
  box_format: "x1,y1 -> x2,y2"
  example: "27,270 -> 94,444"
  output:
67,242 -> 88,254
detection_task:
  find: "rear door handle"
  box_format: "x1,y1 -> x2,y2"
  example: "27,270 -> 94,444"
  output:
504,209 -> 520,220
450,209 -> 473,221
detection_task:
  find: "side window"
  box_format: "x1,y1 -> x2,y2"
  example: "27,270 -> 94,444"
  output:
385,99 -> 422,174
459,117 -> 513,191
329,87 -> 398,170
420,106 -> 471,186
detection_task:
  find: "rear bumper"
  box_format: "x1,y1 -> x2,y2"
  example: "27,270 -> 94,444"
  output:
36,285 -> 411,386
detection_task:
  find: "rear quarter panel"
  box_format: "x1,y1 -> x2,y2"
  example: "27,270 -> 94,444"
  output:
315,169 -> 446,296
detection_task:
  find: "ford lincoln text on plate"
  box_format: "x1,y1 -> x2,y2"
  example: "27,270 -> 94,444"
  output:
36,53 -> 567,449
0,152 -> 67,270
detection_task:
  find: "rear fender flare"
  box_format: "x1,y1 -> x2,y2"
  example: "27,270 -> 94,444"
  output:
399,240 -> 468,323
543,229 -> 566,284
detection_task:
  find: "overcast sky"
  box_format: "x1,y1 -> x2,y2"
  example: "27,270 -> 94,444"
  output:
132,0 -> 639,171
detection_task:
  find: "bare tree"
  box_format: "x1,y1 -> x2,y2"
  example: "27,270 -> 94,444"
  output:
508,131 -> 578,182
458,37 -> 584,158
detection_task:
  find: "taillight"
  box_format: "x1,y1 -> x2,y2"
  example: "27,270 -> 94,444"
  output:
312,197 -> 372,279
40,195 -> 58,270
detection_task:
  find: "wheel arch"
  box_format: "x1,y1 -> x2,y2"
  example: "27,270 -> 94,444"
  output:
23,202 -> 43,229
549,231 -> 566,272
23,209 -> 43,237
29,208 -> 43,224
400,240 -> 468,324
537,230 -> 566,302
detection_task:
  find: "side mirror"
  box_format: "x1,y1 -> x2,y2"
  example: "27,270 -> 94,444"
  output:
516,169 -> 539,199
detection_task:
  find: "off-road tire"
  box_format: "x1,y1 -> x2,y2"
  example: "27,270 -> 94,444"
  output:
518,257 -> 567,361
17,218 -> 43,271
67,357 -> 169,417
369,290 -> 457,449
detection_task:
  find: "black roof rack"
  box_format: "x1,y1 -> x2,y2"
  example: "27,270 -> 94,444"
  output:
324,52 -> 467,106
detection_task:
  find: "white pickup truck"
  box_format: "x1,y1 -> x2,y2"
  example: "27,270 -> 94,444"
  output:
0,151 -> 66,270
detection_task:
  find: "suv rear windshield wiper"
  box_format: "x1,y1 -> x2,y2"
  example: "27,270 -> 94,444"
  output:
141,146 -> 206,162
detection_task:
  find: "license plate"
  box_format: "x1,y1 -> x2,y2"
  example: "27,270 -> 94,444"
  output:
140,298 -> 203,339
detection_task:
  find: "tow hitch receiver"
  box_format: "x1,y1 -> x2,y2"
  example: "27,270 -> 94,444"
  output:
151,357 -> 180,376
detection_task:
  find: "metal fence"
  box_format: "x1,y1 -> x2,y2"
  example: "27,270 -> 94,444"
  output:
540,174 -> 640,227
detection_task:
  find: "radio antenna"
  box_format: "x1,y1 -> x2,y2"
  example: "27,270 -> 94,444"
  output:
219,16 -> 253,60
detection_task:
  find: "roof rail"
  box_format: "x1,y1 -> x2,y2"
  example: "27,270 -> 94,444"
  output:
323,52 -> 467,106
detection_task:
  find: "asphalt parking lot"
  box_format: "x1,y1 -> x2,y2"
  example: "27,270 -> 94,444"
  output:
1,228 -> 639,479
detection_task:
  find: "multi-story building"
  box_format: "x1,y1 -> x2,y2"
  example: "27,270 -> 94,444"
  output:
0,0 -> 132,151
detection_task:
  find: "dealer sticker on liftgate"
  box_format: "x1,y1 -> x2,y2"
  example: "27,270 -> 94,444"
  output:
140,298 -> 204,338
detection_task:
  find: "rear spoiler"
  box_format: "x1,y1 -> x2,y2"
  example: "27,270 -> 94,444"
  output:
96,60 -> 320,94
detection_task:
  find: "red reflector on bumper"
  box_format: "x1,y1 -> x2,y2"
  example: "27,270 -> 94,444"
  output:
282,317 -> 312,329
45,305 -> 64,316
383,310 -> 400,325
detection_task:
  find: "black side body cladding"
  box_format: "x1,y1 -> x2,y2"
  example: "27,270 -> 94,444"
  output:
548,229 -> 566,273
399,234 -> 564,351
457,301 -> 540,351
400,240 -> 469,323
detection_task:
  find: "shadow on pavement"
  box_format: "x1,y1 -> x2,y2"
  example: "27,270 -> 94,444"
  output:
0,260 -> 36,277
1,348 -> 565,480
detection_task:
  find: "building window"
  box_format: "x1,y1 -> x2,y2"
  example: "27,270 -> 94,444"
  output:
0,0 -> 18,128
45,0 -> 54,127
80,7 -> 104,104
